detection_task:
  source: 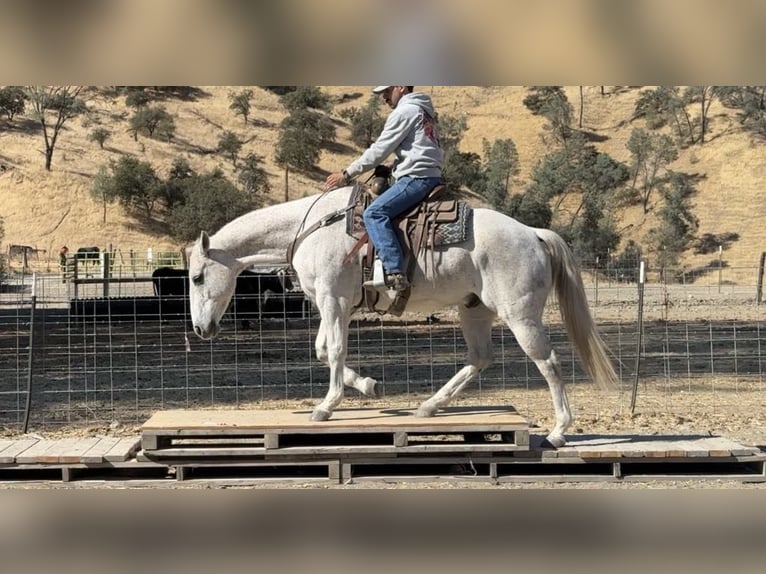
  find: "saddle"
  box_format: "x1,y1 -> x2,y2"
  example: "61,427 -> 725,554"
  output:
344,180 -> 472,316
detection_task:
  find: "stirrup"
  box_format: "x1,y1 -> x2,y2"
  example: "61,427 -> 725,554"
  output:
363,259 -> 387,288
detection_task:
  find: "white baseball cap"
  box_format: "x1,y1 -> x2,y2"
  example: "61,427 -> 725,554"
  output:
372,86 -> 392,93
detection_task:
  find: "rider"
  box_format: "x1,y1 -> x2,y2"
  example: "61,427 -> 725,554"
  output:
324,86 -> 443,292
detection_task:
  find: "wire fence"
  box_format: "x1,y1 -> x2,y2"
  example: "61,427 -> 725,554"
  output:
0,255 -> 764,432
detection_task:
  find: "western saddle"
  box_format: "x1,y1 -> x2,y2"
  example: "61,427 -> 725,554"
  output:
344,177 -> 468,316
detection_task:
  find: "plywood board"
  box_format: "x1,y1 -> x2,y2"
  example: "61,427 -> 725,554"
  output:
537,434 -> 762,459
36,438 -> 102,464
0,439 -> 39,464
79,437 -> 123,463
141,406 -> 529,434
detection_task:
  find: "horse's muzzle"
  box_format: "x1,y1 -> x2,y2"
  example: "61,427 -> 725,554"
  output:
193,323 -> 219,340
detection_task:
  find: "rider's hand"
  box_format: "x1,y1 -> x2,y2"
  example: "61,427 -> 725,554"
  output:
324,171 -> 348,191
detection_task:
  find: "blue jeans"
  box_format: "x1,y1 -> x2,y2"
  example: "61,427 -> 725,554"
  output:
363,175 -> 442,275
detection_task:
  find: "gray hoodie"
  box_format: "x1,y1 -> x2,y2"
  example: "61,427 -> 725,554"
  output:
345,91 -> 443,181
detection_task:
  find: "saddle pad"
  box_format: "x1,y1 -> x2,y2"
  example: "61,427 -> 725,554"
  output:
430,201 -> 472,247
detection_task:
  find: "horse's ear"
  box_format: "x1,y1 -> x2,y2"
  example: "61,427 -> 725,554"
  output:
198,231 -> 210,256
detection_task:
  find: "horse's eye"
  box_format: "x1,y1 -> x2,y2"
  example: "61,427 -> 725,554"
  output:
192,273 -> 204,286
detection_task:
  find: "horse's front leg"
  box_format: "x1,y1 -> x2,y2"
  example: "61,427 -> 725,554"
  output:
315,319 -> 378,397
310,297 -> 352,422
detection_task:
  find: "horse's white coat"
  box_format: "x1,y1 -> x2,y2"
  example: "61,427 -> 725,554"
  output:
188,187 -> 617,447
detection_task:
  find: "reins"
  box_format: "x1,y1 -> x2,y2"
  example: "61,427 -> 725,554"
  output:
285,189 -> 354,271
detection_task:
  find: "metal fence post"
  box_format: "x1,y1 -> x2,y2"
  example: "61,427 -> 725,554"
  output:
630,260 -> 645,414
22,274 -> 37,433
101,251 -> 110,298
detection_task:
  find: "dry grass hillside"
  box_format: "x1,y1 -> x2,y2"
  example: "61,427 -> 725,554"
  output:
1,86 -> 764,283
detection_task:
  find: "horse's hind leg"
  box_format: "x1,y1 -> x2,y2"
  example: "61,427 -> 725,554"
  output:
315,319 -> 378,397
417,304 -> 495,417
506,316 -> 572,448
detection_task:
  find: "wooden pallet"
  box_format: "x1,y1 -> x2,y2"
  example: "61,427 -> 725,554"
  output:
1,408 -> 763,483
140,405 -> 531,457
138,406 -> 766,483
135,455 -> 343,482
337,454 -> 766,483
0,436 -> 143,481
338,434 -> 766,483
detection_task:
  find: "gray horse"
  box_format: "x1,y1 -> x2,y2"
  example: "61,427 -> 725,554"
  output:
187,187 -> 617,447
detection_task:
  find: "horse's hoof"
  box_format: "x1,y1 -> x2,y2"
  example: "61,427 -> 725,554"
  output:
416,404 -> 438,417
542,434 -> 566,448
310,409 -> 331,422
359,377 -> 379,398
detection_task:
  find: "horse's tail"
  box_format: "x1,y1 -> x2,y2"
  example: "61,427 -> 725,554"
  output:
536,228 -> 618,390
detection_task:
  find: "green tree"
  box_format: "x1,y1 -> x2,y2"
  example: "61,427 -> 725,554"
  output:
528,134 -> 627,262
530,134 -> 627,220
107,156 -> 163,219
647,172 -> 699,272
479,138 -> 520,213
129,105 -> 176,141
523,86 -> 573,144
0,86 -> 27,120
280,86 -> 332,113
438,113 -> 471,188
626,128 -> 678,213
125,88 -> 151,109
438,113 -> 468,159
717,86 -> 766,140
90,165 -> 116,223
444,150 -> 483,192
238,153 -> 270,202
275,107 -> 336,199
229,89 -> 253,124
633,87 -> 674,129
634,86 -> 701,147
506,189 -> 552,229
88,127 -> 111,149
340,94 -> 386,148
685,86 -> 719,144
262,86 -> 297,96
217,130 -> 243,167
167,170 -> 253,242
163,157 -> 195,209
25,86 -> 87,170
566,192 -> 620,266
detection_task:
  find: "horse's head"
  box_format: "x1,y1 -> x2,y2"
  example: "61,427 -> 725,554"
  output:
188,231 -> 241,340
